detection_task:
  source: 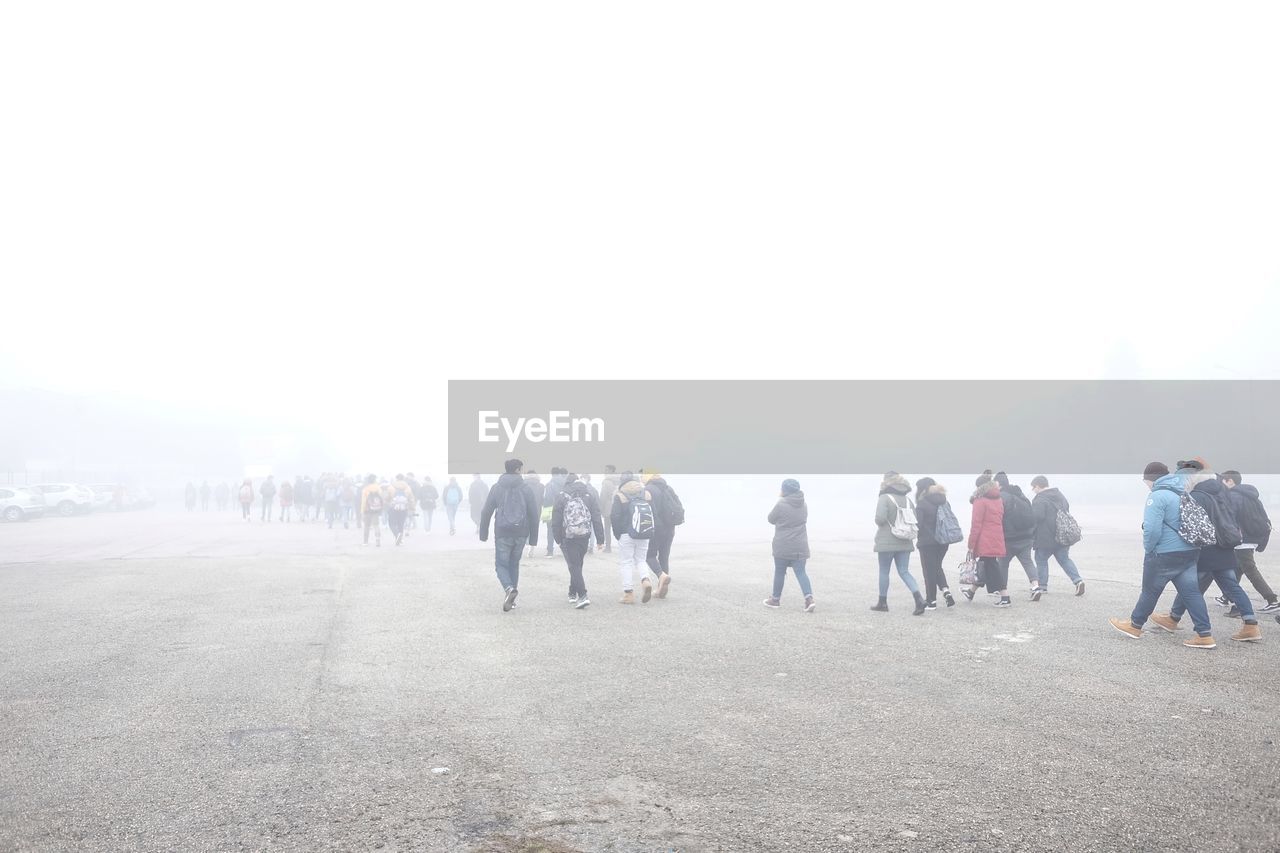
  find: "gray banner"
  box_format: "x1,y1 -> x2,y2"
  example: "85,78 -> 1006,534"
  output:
448,380 -> 1280,475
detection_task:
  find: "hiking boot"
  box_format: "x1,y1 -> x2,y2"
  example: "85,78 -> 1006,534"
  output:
1074,579 -> 1086,597
502,587 -> 518,613
763,597 -> 781,609
575,596 -> 591,609
1149,613 -> 1180,633
1030,587 -> 1043,602
1109,617 -> 1142,639
804,595 -> 816,613
1183,634 -> 1217,649
620,590 -> 635,605
640,578 -> 653,604
912,592 -> 927,616
1231,622 -> 1262,642
1261,601 -> 1280,614
656,573 -> 671,599
870,597 -> 889,612
943,590 -> 956,607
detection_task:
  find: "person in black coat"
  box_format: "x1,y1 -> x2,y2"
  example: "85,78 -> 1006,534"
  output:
479,459 -> 541,612
994,472 -> 1038,598
915,477 -> 957,609
1030,476 -> 1085,595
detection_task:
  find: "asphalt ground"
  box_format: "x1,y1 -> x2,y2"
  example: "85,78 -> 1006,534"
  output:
2,510 -> 1278,852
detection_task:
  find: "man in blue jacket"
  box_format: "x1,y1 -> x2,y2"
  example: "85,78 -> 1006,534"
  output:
1109,462 -> 1217,648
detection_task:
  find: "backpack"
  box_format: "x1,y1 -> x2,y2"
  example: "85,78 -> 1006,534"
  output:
391,491 -> 410,512
886,494 -> 918,541
498,485 -> 528,532
628,496 -> 656,539
933,502 -> 964,545
1004,492 -> 1034,534
1054,508 -> 1083,546
1235,491 -> 1272,544
660,485 -> 686,526
1197,489 -> 1242,548
562,492 -> 592,539
365,491 -> 384,513
1171,494 -> 1216,547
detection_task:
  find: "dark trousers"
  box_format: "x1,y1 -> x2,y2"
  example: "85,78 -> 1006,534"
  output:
919,544 -> 950,601
388,509 -> 407,541
562,537 -> 589,597
1235,548 -> 1276,602
646,526 -> 675,577
1171,566 -> 1257,623
981,556 -> 1006,594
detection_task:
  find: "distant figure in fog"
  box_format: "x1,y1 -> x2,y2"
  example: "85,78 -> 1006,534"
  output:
763,478 -> 815,613
442,477 -> 464,535
323,476 -> 341,529
260,476 -> 276,522
278,478 -> 294,522
214,481 -> 229,512
420,476 -> 438,533
389,474 -> 414,545
185,482 -> 197,512
199,481 -> 211,511
360,474 -> 383,546
340,478 -> 356,529
238,479 -> 253,521
469,474 -> 489,531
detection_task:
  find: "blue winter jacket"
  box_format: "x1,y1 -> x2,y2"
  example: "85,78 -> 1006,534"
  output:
1143,472 -> 1196,554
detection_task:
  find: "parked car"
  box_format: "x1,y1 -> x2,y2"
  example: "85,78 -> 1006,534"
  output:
89,484 -> 156,511
1,486 -> 47,522
31,483 -> 95,516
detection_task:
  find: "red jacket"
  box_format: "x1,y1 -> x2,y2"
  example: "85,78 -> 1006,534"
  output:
968,486 -> 1007,557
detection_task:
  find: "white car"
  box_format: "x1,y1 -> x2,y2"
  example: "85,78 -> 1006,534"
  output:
1,486 -> 47,522
31,483 -> 96,516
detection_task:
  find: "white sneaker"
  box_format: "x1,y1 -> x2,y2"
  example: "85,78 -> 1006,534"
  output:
575,596 -> 591,609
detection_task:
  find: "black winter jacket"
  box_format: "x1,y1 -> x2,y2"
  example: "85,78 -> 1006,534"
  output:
551,480 -> 605,545
479,472 -> 540,545
1031,488 -> 1069,552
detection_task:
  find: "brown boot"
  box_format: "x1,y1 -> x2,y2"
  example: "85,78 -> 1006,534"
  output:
656,572 -> 671,599
620,590 -> 635,605
1231,622 -> 1262,642
640,578 -> 653,604
1149,613 -> 1180,633
1109,617 -> 1142,639
1183,634 -> 1217,649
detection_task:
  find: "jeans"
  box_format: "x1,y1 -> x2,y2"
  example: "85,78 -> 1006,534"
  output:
421,505 -> 433,531
495,535 -> 526,591
646,526 -> 675,577
918,544 -> 950,601
877,550 -> 920,597
618,534 -> 650,591
1131,550 -> 1210,636
363,511 -> 381,545
1171,566 -> 1257,624
1235,548 -> 1276,602
1034,545 -> 1082,590
999,545 -> 1036,587
261,497 -> 273,521
773,557 -> 813,598
562,537 -> 589,598
445,504 -> 459,532
546,520 -> 556,556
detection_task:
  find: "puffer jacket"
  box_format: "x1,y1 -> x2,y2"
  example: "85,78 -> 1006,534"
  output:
968,484 -> 1006,557
874,475 -> 915,553
1000,484 -> 1035,552
1032,487 -> 1069,552
769,491 -> 810,560
1144,472 -> 1195,554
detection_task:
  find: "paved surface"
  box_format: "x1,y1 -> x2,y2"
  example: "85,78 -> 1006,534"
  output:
2,511 -> 1279,852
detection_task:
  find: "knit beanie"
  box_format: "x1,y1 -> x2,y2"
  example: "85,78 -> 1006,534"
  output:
1143,461 -> 1170,481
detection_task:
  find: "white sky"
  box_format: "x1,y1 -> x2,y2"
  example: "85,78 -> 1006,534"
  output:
3,2 -> 1279,472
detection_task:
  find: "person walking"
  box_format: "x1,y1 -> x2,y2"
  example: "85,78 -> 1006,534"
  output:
1221,470 -> 1279,615
238,478 -> 253,521
641,470 -> 682,600
419,476 -> 438,533
360,474 -> 384,546
964,474 -> 1010,607
597,466 -> 620,553
611,472 -> 655,604
479,459 -> 541,612
322,476 -> 341,529
279,478 -> 295,522
442,477 -> 464,535
552,473 -> 605,609
1109,462 -> 1216,648
340,477 -> 356,529
214,481 -> 229,512
199,481 -> 211,511
914,477 -> 961,609
1152,471 -> 1262,642
524,471 -> 545,557
992,472 -> 1039,598
763,478 -> 815,612
1030,476 -> 1086,596
543,467 -> 567,556
388,474 -> 414,545
259,476 -> 276,522
468,474 -> 489,532
185,482 -> 197,512
871,472 -> 926,614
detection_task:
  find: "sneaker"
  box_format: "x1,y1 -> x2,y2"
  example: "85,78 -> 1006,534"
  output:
1214,595 -> 1231,607
1231,622 -> 1262,642
763,597 -> 781,609
994,597 -> 1011,608
1261,601 -> 1280,614
1149,613 -> 1180,632
943,591 -> 956,608
620,590 -> 635,605
1074,579 -> 1086,597
1109,617 -> 1142,639
575,596 -> 591,609
656,572 -> 671,599
1030,587 -> 1043,602
925,601 -> 937,611
1183,634 -> 1217,649
502,587 -> 518,612
1225,605 -> 1243,619
568,594 -> 579,605
804,595 -> 816,613
641,578 -> 653,604
961,587 -> 975,602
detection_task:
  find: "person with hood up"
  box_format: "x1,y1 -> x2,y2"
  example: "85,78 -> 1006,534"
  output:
598,466 -> 620,553
469,474 -> 489,532
611,471 -> 655,604
964,473 -> 1009,607
543,467 -> 567,556
1030,476 -> 1085,596
914,477 -> 958,609
641,469 -> 682,600
479,458 -> 541,612
442,476 -> 464,535
259,476 -> 277,522
763,478 -> 815,612
1220,470 -> 1278,615
278,478 -> 295,522
552,473 -> 605,609
419,476 -> 438,532
185,482 -> 197,512
1152,470 -> 1262,642
992,472 -> 1039,599
238,478 -> 253,521
359,474 -> 384,546
1109,462 -> 1215,648
872,473 -> 926,615
388,474 -> 415,545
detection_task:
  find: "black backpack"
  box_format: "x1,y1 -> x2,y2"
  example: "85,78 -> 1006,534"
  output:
1235,491 -> 1273,544
655,483 -> 686,527
1004,492 -> 1034,534
1195,489 -> 1242,549
498,485 -> 528,532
